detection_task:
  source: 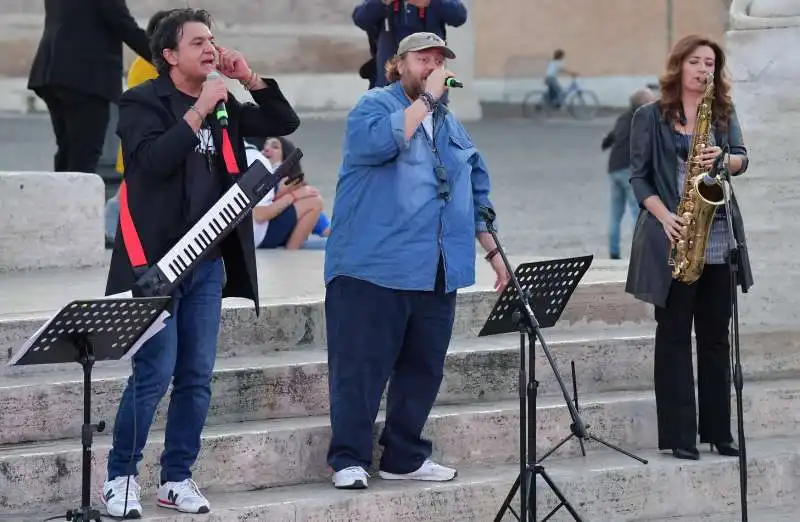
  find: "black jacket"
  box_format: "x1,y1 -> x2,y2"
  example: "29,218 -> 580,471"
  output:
105,75 -> 300,310
601,106 -> 636,173
27,0 -> 151,102
625,101 -> 754,308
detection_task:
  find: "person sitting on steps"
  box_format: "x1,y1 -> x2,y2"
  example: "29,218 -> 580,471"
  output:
244,136 -> 329,249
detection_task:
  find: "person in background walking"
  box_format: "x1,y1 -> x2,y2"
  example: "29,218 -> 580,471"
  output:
353,0 -> 467,89
28,0 -> 151,174
601,87 -> 655,259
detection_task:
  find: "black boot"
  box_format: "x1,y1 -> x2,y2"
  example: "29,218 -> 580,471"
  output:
672,447 -> 700,460
710,442 -> 740,457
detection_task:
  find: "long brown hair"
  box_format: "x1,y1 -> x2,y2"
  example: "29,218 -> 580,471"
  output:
658,34 -> 733,131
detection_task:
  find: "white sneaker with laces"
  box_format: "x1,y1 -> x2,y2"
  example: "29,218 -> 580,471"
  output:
379,459 -> 457,482
157,478 -> 211,514
333,466 -> 369,489
101,475 -> 143,518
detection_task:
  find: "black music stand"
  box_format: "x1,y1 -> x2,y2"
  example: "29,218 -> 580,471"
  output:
483,255 -> 588,522
8,296 -> 172,522
475,207 -> 647,522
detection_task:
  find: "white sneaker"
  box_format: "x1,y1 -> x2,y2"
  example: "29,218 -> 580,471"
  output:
157,478 -> 211,514
333,466 -> 369,489
379,459 -> 457,482
101,475 -> 143,518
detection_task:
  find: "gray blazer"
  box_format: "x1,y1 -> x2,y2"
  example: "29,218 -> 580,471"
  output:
625,101 -> 754,308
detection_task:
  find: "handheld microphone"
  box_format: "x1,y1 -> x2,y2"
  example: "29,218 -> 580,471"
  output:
445,77 -> 464,88
206,71 -> 229,127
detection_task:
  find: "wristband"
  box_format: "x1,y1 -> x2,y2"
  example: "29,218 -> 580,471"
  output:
419,92 -> 435,112
485,247 -> 500,262
240,70 -> 259,90
188,105 -> 204,120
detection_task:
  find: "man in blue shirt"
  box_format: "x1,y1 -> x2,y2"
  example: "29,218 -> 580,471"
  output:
324,32 -> 509,490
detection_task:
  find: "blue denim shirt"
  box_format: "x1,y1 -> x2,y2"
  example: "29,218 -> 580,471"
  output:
324,81 -> 495,293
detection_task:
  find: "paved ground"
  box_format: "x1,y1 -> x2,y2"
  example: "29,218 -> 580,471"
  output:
0,111 -> 633,261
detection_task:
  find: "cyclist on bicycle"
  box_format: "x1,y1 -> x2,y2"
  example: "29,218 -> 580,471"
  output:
544,49 -> 579,109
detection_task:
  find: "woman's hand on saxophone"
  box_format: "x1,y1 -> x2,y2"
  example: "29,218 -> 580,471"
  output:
697,145 -> 723,169
660,212 -> 686,243
642,195 -> 686,243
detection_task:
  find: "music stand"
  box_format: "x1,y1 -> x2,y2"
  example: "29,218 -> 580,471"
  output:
475,208 -> 646,522
8,296 -> 172,522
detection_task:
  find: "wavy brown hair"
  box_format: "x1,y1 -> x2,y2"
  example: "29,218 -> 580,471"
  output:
658,34 -> 733,131
384,54 -> 403,83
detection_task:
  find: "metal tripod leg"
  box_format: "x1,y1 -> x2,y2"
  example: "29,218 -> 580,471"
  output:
493,474 -> 523,522
535,466 -> 584,522
586,434 -> 649,464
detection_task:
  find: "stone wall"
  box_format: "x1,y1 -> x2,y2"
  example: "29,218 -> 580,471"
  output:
475,0 -> 729,79
725,0 -> 800,327
0,0 -> 730,79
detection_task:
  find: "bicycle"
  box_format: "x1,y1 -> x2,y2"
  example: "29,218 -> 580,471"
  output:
522,74 -> 600,120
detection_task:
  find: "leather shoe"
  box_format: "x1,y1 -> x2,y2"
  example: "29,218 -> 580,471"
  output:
672,447 -> 700,460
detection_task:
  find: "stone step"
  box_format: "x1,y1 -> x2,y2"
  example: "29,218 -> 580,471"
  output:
23,436 -> 800,522
0,172 -> 106,271
3,377 -> 800,515
644,504 -> 800,522
0,279 -> 652,375
3,328 -> 797,445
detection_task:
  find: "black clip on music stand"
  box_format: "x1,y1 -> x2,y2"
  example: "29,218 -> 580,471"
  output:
8,296 -> 171,522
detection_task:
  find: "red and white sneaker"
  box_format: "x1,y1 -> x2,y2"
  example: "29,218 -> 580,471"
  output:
157,478 -> 210,514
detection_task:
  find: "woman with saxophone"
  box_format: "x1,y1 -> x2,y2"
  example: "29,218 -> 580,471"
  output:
626,34 -> 754,461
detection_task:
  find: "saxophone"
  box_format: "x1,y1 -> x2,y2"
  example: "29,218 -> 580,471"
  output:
668,72 -> 726,284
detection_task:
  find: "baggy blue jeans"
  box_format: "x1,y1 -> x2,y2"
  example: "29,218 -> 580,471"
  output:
106,258 -> 224,484
609,168 -> 640,258
325,267 -> 457,475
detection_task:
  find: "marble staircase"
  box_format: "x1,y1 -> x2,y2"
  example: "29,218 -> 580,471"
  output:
1,256 -> 799,521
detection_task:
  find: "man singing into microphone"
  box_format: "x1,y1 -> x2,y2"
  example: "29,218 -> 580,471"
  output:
324,32 -> 509,490
101,8 -> 299,517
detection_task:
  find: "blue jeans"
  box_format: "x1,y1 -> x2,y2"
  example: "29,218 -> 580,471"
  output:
106,258 -> 224,484
326,267 -> 456,474
544,76 -> 563,108
609,169 -> 639,258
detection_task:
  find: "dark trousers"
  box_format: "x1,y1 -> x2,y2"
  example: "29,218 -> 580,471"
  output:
654,264 -> 734,450
325,267 -> 457,474
34,86 -> 110,173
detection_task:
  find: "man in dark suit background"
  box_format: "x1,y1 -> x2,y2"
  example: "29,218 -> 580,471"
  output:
28,0 -> 151,174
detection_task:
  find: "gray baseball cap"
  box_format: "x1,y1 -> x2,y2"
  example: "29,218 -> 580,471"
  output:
396,32 -> 456,59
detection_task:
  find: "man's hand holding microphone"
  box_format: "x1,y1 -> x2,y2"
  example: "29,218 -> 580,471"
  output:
184,46 -> 263,132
